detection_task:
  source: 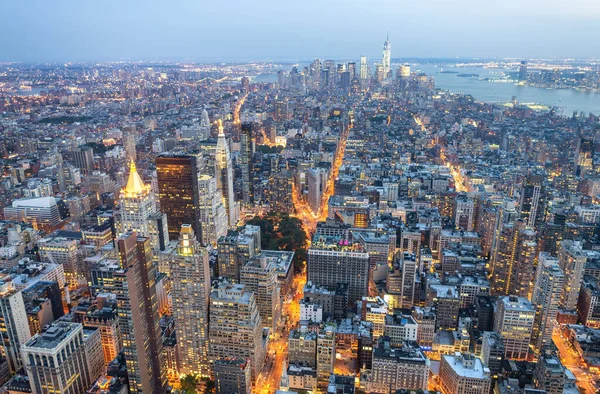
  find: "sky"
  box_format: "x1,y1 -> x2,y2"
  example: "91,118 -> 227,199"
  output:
1,0 -> 599,63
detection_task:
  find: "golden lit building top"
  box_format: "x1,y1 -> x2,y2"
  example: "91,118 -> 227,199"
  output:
122,161 -> 150,197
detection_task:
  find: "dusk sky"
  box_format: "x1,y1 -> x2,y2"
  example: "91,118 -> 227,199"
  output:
1,0 -> 599,62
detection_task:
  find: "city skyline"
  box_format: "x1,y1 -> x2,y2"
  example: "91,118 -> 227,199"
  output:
1,0 -> 600,62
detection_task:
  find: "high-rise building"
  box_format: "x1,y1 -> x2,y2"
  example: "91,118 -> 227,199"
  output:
22,322 -> 103,394
307,168 -> 328,215
455,194 -> 475,231
439,353 -> 491,394
156,153 -> 202,242
308,235 -> 370,304
72,145 -> 95,173
518,61 -> 528,82
240,255 -> 281,331
114,231 -> 166,394
119,161 -> 168,252
123,129 -> 137,162
82,304 -> 121,367
240,123 -> 254,205
4,197 -> 70,233
316,325 -> 335,390
217,226 -> 259,282
216,120 -> 239,227
165,225 -> 211,377
574,138 -> 594,176
578,275 -> 600,328
480,331 -> 504,377
38,235 -> 80,286
557,240 -> 587,311
382,34 -> 391,78
209,282 -> 265,380
198,174 -> 228,246
368,337 -> 429,393
494,296 -> 535,360
530,253 -> 564,353
359,56 -> 368,80
0,282 -> 31,373
214,358 -> 252,394
490,219 -> 536,297
533,350 -> 566,394
269,169 -> 294,213
520,174 -> 545,227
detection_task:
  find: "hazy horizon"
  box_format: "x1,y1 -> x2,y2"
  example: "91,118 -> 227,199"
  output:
1,0 -> 599,63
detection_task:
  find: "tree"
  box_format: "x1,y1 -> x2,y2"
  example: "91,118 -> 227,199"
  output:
180,374 -> 199,394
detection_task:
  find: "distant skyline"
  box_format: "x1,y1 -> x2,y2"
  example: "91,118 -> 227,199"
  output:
1,0 -> 599,63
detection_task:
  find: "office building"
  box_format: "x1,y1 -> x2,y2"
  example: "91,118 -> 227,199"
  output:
530,253 -> 564,353
209,282 -> 265,380
123,128 -> 137,162
359,56 -> 368,80
21,322 -> 103,394
119,161 -> 168,252
368,337 -> 429,393
4,197 -> 70,233
557,240 -> 587,311
197,174 -> 228,246
491,219 -> 536,298
578,275 -> 600,328
533,350 -> 566,394
240,123 -> 254,205
307,235 -> 370,304
37,235 -> 79,287
288,327 -> 317,368
72,145 -> 95,173
114,231 -> 166,394
520,174 -> 545,227
0,282 -> 31,373
82,304 -> 121,367
316,326 -> 335,390
214,358 -> 252,394
240,255 -> 281,331
156,153 -> 202,242
163,225 -> 211,376
455,194 -> 475,231
217,226 -> 259,282
574,137 -> 594,176
494,296 -> 535,360
216,120 -> 239,227
307,168 -> 328,215
480,331 -> 504,376
439,353 -> 491,394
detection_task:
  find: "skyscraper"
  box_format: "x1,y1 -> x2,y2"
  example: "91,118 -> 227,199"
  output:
198,174 -> 228,246
574,137 -> 594,176
359,56 -> 368,80
165,225 -> 211,377
518,61 -> 528,82
382,33 -> 391,78
240,122 -> 254,205
557,240 -> 587,311
72,145 -> 95,173
307,167 -> 328,215
494,296 -> 535,360
216,120 -> 239,227
307,235 -> 370,304
208,282 -> 265,380
0,282 -> 31,373
114,231 -> 166,394
490,219 -> 536,297
520,174 -> 545,227
156,153 -> 202,241
119,161 -> 168,252
240,255 -> 281,331
530,253 -> 564,353
123,128 -> 137,162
